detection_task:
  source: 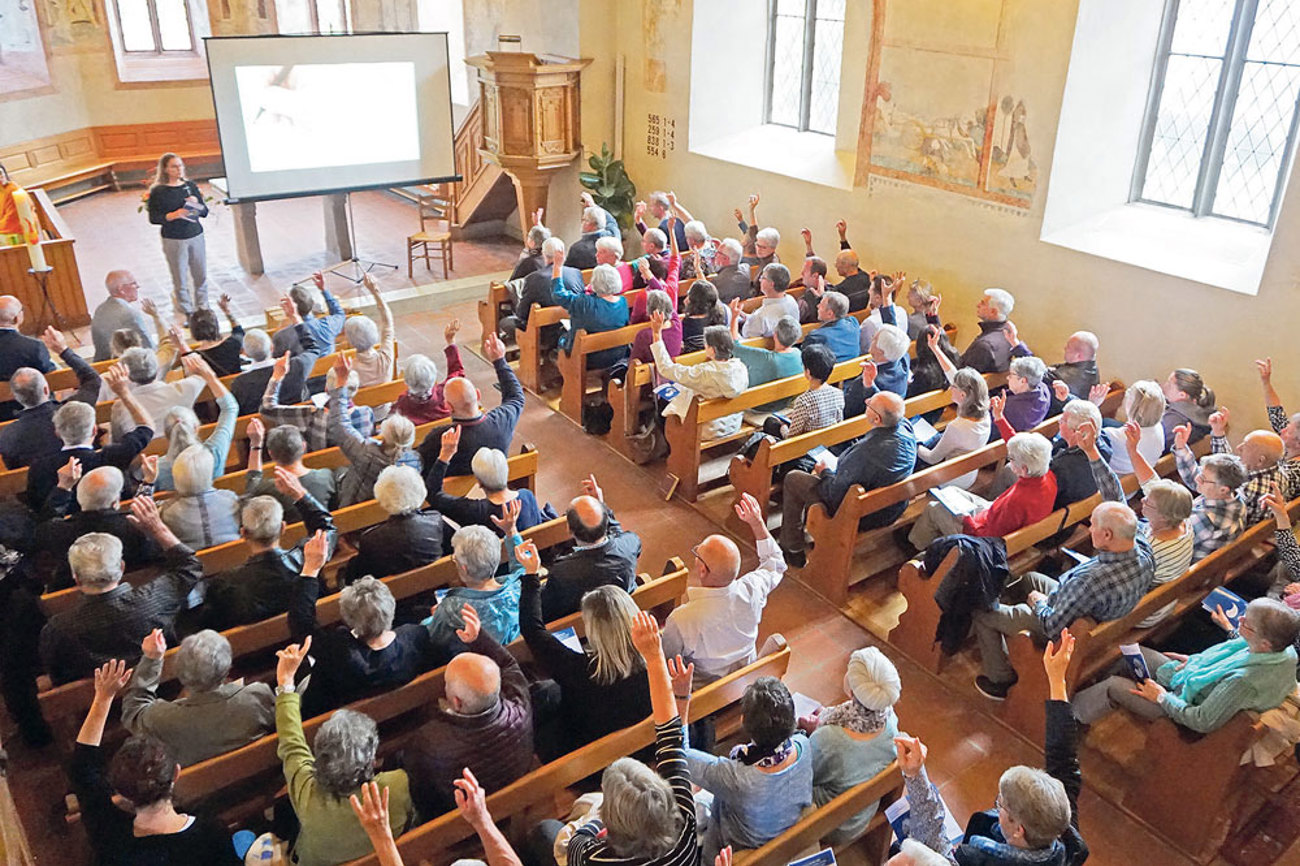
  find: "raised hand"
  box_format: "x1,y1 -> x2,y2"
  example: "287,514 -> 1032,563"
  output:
634,200 -> 647,222
860,359 -> 878,388
925,327 -> 940,353
747,192 -> 760,212
271,351 -> 291,382
311,271 -> 325,292
332,352 -> 353,388
580,191 -> 595,209
733,492 -> 766,532
273,465 -> 308,502
219,293 -> 234,314
302,529 -> 330,577
1002,320 -> 1019,348
629,610 -> 662,659
514,539 -> 541,575
275,635 -> 312,688
141,628 -> 167,661
181,352 -> 217,382
489,497 -> 522,536
41,326 -> 69,355
57,456 -> 82,491
1123,419 -> 1143,451
104,362 -> 131,397
1042,628 -> 1074,688
1209,406 -> 1230,438
580,473 -> 604,502
989,393 -> 1005,421
649,309 -> 667,337
733,207 -> 744,223
715,846 -> 733,866
139,454 -> 159,485
835,219 -> 847,238
666,190 -> 678,208
444,318 -> 461,346
667,654 -> 694,698
532,206 -> 545,227
453,768 -> 492,829
1052,380 -> 1071,403
348,781 -> 394,846
438,424 -> 462,463
482,331 -> 506,363
92,659 -> 133,703
1075,420 -> 1098,455
893,735 -> 928,779
925,293 -> 942,317
800,227 -> 813,249
126,495 -> 165,535
247,417 -> 266,449
811,274 -> 826,298
141,297 -> 158,316
636,257 -> 653,280
1263,481 -> 1290,529
455,603 -> 481,644
1256,357 -> 1273,384
362,273 -> 379,294
278,296 -> 301,326
1172,423 -> 1191,452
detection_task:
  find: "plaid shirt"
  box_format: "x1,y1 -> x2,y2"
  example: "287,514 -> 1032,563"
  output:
261,375 -> 373,453
786,383 -> 845,437
1033,534 -> 1154,638
1211,434 -> 1282,525
328,389 -> 421,507
1175,444 -> 1246,561
1267,406 -> 1300,498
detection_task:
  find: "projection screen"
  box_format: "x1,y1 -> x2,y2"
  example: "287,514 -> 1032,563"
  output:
206,33 -> 457,203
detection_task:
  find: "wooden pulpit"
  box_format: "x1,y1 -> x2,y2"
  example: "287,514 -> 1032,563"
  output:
0,188 -> 90,333
465,52 -> 592,236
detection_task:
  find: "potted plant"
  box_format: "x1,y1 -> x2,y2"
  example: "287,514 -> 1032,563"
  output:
578,143 -> 637,231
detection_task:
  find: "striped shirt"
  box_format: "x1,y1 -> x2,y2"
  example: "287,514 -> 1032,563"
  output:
568,718 -> 700,866
1175,445 -> 1247,561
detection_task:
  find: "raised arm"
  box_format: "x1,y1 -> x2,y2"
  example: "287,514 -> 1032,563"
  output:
364,275 -> 396,375
629,610 -> 687,725
350,782 -> 407,866
1042,631 -> 1084,828
104,363 -> 155,434
453,770 -> 524,866
1079,420 -> 1124,503
1257,358 -> 1284,410
44,328 -> 102,405
666,190 -> 694,223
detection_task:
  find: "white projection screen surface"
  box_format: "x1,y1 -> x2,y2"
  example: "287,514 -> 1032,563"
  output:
207,33 -> 456,202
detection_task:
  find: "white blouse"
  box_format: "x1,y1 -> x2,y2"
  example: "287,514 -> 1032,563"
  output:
917,415 -> 991,490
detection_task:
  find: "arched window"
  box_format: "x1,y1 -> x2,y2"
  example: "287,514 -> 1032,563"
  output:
1133,0 -> 1300,227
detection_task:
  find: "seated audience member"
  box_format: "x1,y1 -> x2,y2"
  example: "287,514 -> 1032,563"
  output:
993,396 -> 1111,510
346,465 -> 445,583
428,428 -> 545,533
843,329 -> 910,419
1260,485 -> 1300,600
272,271 -> 347,357
777,344 -> 844,439
904,279 -> 934,341
736,193 -> 781,274
154,356 -> 238,491
895,635 -> 1087,866
909,431 -> 1056,549
35,465 -> 161,590
262,346 -> 368,453
231,326 -> 291,415
159,445 -> 241,550
39,497 -> 203,685
971,499 -> 1153,699
71,661 -> 241,864
552,260 -> 630,370
651,314 -> 748,440
0,327 -> 101,469
795,256 -> 830,324
91,272 -> 155,361
929,289 -> 1017,374
122,628 -> 274,766
186,295 -> 245,376
780,391 -> 917,565
663,493 -> 785,682
803,288 -> 861,362
245,421 -> 340,517
501,236 -> 584,343
1074,597 -> 1299,732
1087,421 -> 1194,629
1161,368 -> 1216,450
1080,379 -> 1164,474
426,516 -> 526,647
909,323 -> 961,402
1258,357 -> 1300,497
1171,422 -> 1248,561
202,470 -> 337,629
541,474 -> 641,620
631,289 -> 680,365
1033,330 -> 1101,411
914,367 -> 991,489
800,647 -> 901,846
509,213 -> 550,280
711,238 -> 754,304
728,309 -> 802,416
27,365 -> 154,509
639,190 -> 691,250
858,273 -> 910,352
346,274 -> 396,388
565,205 -> 619,270
401,611 -> 534,819
417,333 -> 523,477
1206,406 -> 1284,525
739,264 -> 800,338
1002,355 -> 1051,432
290,546 -> 447,717
518,539 -> 651,759
0,296 -> 53,405
392,324 -> 464,423
680,218 -> 718,281
329,367 -> 420,508
111,346 -> 204,441
681,279 -> 730,353
273,638 -> 415,866
829,225 -> 872,311
685,676 -> 813,858
537,611 -> 700,866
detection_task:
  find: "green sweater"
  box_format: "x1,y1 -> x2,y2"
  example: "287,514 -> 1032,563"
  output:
276,692 -> 414,866
731,343 -> 803,413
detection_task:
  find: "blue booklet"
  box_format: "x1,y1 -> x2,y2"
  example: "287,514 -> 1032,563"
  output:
553,626 -> 583,653
1120,643 -> 1149,681
1202,587 -> 1247,629
787,850 -> 836,866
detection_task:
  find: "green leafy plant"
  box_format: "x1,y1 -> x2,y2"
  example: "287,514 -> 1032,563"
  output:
578,143 -> 637,230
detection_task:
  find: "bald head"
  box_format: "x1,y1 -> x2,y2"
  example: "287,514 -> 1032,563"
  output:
834,249 -> 860,277
78,466 -> 125,511
1064,331 -> 1098,363
104,271 -> 139,302
567,494 -> 610,545
445,651 -> 501,715
1240,430 -> 1285,471
695,534 -> 741,587
444,376 -> 478,417
0,296 -> 22,327
1090,501 -> 1138,552
869,391 -> 906,427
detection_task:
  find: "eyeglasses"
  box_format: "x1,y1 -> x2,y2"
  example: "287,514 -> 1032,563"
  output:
691,544 -> 709,572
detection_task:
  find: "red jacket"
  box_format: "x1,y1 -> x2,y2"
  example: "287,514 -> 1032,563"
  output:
963,471 -> 1058,537
392,344 -> 464,424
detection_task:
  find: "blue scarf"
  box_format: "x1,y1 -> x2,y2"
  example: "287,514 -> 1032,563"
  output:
1169,637 -> 1297,705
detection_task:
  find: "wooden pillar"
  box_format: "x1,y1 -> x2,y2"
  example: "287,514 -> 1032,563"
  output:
323,193 -> 353,262
504,168 -> 553,238
230,200 -> 264,275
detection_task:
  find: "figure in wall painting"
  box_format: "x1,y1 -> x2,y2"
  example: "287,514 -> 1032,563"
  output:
871,78 -> 983,188
988,96 -> 1036,201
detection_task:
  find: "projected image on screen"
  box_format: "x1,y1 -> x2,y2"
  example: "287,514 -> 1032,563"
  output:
234,62 -> 420,173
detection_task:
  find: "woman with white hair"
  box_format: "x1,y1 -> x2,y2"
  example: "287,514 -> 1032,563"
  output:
345,274 -> 395,388
550,258 -> 630,370
328,356 -> 421,507
915,367 -> 991,490
159,444 -> 242,549
154,355 -> 238,491
428,427 -> 545,533
800,647 -> 901,845
517,540 -> 651,760
273,638 -> 416,865
425,520 -> 526,647
347,465 -> 447,584
392,321 -> 464,423
910,431 -> 1057,548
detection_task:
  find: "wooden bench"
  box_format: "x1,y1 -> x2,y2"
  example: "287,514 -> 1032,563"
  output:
346,641 -> 793,866
172,559 -> 690,808
515,287 -> 645,395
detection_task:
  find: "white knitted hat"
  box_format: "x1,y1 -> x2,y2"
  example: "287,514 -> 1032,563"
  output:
844,646 -> 902,711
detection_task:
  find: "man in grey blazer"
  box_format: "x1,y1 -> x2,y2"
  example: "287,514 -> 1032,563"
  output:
121,627 -> 275,766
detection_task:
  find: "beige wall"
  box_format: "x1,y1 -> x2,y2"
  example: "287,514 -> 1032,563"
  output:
608,0 -> 1300,433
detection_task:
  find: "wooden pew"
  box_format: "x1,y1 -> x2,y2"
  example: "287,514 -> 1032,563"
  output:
732,762 -> 904,866
35,499 -> 563,726
172,559 -> 690,806
347,641 -> 794,866
556,321 -> 650,424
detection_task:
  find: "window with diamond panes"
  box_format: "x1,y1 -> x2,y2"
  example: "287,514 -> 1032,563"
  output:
764,0 -> 844,136
1134,0 -> 1300,228
113,0 -> 196,54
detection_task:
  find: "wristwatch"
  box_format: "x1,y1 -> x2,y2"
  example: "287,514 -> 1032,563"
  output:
275,683 -> 296,696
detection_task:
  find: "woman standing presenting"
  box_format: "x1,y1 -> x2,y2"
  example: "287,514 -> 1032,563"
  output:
147,152 -> 209,321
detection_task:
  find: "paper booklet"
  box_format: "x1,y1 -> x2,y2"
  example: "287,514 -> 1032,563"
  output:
553,626 -> 584,653
808,445 -> 839,472
792,691 -> 823,721
787,849 -> 836,866
1202,587 -> 1247,629
929,484 -> 975,515
1120,643 -> 1150,681
1060,547 -> 1092,566
911,416 -> 940,443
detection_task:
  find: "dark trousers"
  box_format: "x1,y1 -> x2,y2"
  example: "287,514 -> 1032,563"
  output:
0,585 -> 51,746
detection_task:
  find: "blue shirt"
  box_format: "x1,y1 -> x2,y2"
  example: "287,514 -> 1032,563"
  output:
817,419 -> 917,524
803,317 -> 861,363
272,290 -> 346,356
551,276 -> 630,367
1032,534 -> 1154,637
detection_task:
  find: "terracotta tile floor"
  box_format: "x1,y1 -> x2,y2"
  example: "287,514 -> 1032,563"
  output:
4,198 -> 1255,864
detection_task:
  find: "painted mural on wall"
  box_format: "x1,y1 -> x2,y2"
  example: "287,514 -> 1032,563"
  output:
37,0 -> 103,51
0,0 -> 52,93
642,0 -> 682,93
863,0 -> 1037,209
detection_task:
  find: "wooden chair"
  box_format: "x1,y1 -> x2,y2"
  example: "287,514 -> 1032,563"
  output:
407,186 -> 455,279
